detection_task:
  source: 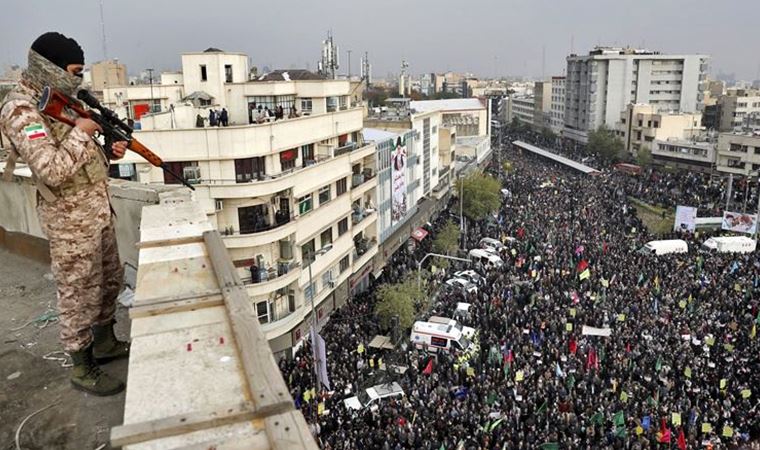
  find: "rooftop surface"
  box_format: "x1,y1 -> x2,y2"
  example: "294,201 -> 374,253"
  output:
0,248 -> 129,449
410,98 -> 485,112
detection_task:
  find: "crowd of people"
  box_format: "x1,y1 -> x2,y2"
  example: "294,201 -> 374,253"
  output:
279,131 -> 759,449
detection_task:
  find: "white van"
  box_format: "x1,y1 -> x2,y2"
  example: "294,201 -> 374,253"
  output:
701,236 -> 756,254
427,316 -> 476,338
480,237 -> 505,253
343,382 -> 405,411
410,321 -> 473,353
638,239 -> 688,256
468,249 -> 504,268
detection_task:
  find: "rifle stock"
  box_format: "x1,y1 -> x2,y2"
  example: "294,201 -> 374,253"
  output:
127,138 -> 164,167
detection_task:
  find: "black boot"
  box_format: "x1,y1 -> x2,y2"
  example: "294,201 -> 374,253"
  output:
92,320 -> 130,362
69,344 -> 125,396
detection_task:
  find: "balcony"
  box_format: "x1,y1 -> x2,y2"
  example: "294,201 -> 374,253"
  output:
351,210 -> 377,236
352,237 -> 378,269
242,260 -> 301,297
221,214 -> 296,249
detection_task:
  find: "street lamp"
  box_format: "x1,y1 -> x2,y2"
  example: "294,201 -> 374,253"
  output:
416,252 -> 472,287
305,242 -> 333,405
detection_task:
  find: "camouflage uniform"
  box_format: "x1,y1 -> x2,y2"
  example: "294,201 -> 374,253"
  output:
0,50 -> 123,352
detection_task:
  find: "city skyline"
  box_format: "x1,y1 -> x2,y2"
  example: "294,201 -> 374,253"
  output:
1,0 -> 759,81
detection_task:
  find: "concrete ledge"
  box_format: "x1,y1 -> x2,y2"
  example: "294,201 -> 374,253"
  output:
0,226 -> 50,264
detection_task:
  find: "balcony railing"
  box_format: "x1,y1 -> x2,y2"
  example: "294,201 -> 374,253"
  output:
352,208 -> 376,225
241,259 -> 300,285
351,171 -> 376,188
353,237 -> 378,259
334,142 -> 359,157
220,212 -> 294,236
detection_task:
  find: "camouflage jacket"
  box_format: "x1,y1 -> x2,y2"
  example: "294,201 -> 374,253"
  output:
0,80 -> 111,237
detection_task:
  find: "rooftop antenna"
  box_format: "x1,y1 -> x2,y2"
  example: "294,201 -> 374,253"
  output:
541,44 -> 546,79
99,0 -> 108,60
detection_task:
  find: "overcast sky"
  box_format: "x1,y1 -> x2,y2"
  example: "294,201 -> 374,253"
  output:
1,0 -> 758,80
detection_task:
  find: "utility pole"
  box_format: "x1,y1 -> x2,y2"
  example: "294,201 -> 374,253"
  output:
99,0 -> 108,60
146,68 -> 155,112
347,50 -> 352,79
726,172 -> 733,211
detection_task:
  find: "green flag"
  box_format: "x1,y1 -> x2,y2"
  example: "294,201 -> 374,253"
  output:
614,410 -> 626,436
536,400 -> 548,415
655,356 -> 662,372
490,418 -> 504,433
566,373 -> 576,391
590,411 -> 604,425
540,443 -> 558,450
439,445 -> 446,450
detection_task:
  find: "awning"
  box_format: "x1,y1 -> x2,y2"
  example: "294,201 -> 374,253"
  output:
411,227 -> 429,242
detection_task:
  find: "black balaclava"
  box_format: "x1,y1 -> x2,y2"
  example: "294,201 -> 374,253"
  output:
23,32 -> 84,96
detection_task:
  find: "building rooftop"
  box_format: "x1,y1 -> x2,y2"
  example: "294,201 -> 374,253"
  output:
255,69 -> 326,82
362,128 -> 402,142
410,98 -> 485,112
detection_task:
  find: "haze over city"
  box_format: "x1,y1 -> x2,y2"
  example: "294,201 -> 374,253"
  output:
1,0 -> 759,80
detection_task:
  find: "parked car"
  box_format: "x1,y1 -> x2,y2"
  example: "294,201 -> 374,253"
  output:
343,382 -> 405,411
454,270 -> 483,285
445,277 -> 478,294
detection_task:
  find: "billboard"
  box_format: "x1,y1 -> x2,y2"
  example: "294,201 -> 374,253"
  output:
673,206 -> 697,232
391,136 -> 407,225
721,211 -> 758,234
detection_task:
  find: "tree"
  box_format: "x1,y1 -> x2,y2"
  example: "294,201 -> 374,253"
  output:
374,276 -> 426,330
587,126 -> 625,162
432,220 -> 461,268
637,145 -> 653,167
457,173 -> 502,221
540,126 -> 556,143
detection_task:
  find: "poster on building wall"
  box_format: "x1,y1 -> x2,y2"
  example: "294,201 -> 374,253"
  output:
721,211 -> 758,234
673,206 -> 698,232
391,136 -> 408,225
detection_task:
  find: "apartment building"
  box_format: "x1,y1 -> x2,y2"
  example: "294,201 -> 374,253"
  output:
549,76 -> 566,135
651,138 -> 715,173
617,103 -> 703,155
564,47 -> 708,143
89,59 -> 127,93
716,132 -> 760,176
717,89 -> 760,131
111,49 -> 376,358
511,95 -> 535,125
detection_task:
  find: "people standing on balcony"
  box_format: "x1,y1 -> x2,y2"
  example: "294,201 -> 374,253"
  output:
220,108 -> 229,127
265,106 -> 274,121
208,108 -> 217,126
255,106 -> 266,124
195,113 -> 204,128
275,105 -> 284,121
288,106 -> 300,119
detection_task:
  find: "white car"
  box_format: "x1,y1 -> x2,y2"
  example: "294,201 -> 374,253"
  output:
479,237 -> 505,253
343,382 -> 405,411
445,278 -> 478,294
454,270 -> 483,285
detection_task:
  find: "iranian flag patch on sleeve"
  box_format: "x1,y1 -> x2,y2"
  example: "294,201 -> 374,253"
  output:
23,123 -> 48,141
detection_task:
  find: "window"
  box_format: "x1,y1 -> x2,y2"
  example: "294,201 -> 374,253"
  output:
339,96 -> 347,110
298,194 -> 313,215
163,161 -> 199,185
339,255 -> 349,273
301,144 -> 315,165
318,185 -> 331,204
431,336 -> 448,348
234,157 -> 266,182
327,97 -> 337,112
302,239 -> 316,265
320,228 -> 333,248
336,177 -> 347,196
338,217 -> 348,236
322,269 -> 333,286
301,98 -> 313,114
256,301 -> 269,324
224,64 -> 233,83
280,149 -> 297,171
653,121 -> 659,128
151,99 -> 161,113
238,204 -> 269,234
200,65 -> 207,82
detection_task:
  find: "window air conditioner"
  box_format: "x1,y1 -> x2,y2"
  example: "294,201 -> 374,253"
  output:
183,166 -> 201,184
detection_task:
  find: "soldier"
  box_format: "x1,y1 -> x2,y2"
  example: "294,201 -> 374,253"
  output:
0,32 -> 130,396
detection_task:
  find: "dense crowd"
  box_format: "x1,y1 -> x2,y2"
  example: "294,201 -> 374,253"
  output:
279,133 -> 760,449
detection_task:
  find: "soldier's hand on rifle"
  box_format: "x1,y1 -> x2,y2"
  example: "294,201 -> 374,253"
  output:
111,141 -> 128,160
75,117 -> 102,137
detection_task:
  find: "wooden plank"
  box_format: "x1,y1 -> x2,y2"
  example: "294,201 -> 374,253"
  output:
137,234 -> 204,249
264,411 -> 319,450
129,293 -> 224,319
125,422 -> 268,450
203,230 -> 293,411
111,401 -> 292,447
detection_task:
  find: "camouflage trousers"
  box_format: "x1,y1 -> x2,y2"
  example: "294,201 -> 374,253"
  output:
47,222 -> 123,351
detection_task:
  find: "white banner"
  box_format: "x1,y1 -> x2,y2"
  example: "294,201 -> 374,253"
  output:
582,325 -> 612,337
674,205 -> 697,232
391,136 -> 408,226
722,211 -> 758,234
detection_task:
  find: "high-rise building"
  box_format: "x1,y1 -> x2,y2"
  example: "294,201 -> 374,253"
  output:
533,81 -> 552,128
549,76 -> 566,135
717,89 -> 760,131
563,47 -> 709,143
